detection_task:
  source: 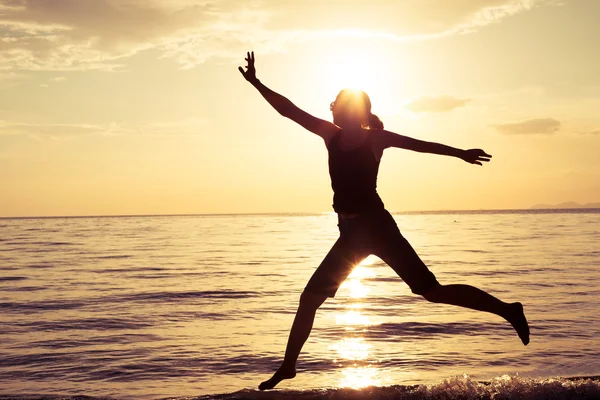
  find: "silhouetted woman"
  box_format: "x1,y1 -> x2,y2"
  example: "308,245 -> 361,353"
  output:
238,51 -> 529,391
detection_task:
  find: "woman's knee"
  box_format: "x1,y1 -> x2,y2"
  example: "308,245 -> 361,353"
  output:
421,283 -> 443,303
299,290 -> 328,310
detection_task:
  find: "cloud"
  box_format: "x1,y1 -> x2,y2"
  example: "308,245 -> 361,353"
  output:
38,75 -> 66,87
0,121 -> 106,139
107,118 -> 210,137
0,0 -> 216,71
405,95 -> 470,113
0,118 -> 208,140
581,129 -> 600,135
0,0 -> 562,71
493,118 -> 561,134
261,0 -> 547,36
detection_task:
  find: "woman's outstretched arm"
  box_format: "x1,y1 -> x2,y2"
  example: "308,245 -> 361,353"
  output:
239,51 -> 338,142
377,130 -> 492,166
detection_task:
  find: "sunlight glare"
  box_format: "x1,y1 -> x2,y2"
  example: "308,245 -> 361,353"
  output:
359,255 -> 379,266
318,44 -> 391,107
336,309 -> 372,326
340,366 -> 381,389
340,278 -> 370,298
326,54 -> 378,93
338,261 -> 377,298
330,337 -> 371,361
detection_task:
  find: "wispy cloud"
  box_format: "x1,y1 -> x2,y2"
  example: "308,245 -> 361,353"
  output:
493,118 -> 561,134
0,0 -> 216,71
405,96 -> 470,113
0,0 -> 562,71
0,121 -> 106,139
581,129 -> 600,135
0,118 -> 209,140
107,119 -> 210,137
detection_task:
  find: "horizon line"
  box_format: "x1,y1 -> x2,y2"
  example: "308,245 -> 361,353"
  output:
2,207 -> 600,220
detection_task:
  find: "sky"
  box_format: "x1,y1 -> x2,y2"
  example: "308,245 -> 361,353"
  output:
1,0 -> 599,217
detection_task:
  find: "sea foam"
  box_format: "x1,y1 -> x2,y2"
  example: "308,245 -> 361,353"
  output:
2,375 -> 598,400
191,375 -> 600,400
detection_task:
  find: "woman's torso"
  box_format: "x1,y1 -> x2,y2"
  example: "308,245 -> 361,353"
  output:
327,129 -> 385,214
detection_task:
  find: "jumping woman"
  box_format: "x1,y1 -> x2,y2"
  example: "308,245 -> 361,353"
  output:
238,51 -> 530,391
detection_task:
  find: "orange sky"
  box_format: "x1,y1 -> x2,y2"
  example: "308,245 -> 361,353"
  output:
1,0 -> 599,217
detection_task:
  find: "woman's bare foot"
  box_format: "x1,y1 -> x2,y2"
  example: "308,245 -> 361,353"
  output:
258,366 -> 297,390
506,302 -> 530,345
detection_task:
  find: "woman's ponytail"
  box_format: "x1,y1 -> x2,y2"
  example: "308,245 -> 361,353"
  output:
366,113 -> 384,130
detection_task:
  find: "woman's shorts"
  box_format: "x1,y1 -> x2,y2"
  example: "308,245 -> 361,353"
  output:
304,209 -> 439,297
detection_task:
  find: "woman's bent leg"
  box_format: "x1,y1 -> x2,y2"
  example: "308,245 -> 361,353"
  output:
422,284 -> 530,345
259,291 -> 327,390
371,211 -> 530,345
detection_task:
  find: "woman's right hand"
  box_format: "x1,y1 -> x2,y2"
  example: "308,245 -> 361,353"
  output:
460,148 -> 492,166
238,51 -> 258,83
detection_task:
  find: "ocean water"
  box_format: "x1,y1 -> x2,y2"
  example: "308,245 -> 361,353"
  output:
0,210 -> 599,400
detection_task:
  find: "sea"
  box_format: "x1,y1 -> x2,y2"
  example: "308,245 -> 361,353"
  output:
1,209 -> 599,400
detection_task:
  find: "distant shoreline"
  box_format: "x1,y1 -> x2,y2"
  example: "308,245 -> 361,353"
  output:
2,207 -> 600,220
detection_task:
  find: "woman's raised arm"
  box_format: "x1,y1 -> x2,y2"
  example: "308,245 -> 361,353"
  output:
239,51 -> 339,143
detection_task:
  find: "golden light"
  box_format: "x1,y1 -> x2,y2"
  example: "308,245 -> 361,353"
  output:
324,54 -> 379,94
339,366 -> 381,389
329,337 -> 371,361
336,309 -> 372,326
359,255 -> 379,267
316,43 -> 394,109
330,249 -> 383,389
341,278 -> 370,298
339,259 -> 377,298
351,258 -> 378,276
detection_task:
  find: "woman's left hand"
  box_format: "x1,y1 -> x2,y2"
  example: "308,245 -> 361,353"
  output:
461,149 -> 492,166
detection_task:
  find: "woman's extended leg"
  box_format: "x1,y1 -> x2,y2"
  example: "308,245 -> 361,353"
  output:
422,284 -> 530,345
259,290 -> 328,390
259,227 -> 368,391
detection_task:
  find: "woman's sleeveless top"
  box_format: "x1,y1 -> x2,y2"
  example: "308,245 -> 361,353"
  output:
327,130 -> 385,213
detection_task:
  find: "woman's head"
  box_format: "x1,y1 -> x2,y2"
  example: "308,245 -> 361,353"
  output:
330,89 -> 383,130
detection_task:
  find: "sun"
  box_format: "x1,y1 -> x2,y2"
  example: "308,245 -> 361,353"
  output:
311,39 -> 401,118
299,35 -> 409,119
322,48 -> 383,95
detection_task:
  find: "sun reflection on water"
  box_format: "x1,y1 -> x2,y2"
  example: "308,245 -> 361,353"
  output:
340,260 -> 377,298
332,257 -> 386,389
340,366 -> 382,389
329,337 -> 370,361
335,309 -> 372,326
341,278 -> 370,298
356,255 -> 379,268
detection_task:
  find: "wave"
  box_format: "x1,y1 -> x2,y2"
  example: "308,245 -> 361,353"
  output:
201,375 -> 600,400
1,375 -> 598,400
0,289 -> 261,314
